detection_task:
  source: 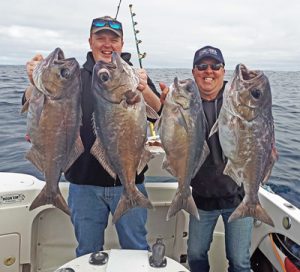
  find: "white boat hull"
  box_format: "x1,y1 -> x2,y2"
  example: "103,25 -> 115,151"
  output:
0,150 -> 299,271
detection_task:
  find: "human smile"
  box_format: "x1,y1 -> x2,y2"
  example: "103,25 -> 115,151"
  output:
204,77 -> 214,82
101,50 -> 113,55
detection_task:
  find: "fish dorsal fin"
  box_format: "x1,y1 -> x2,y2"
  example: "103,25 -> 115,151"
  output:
90,137 -> 116,180
63,135 -> 84,172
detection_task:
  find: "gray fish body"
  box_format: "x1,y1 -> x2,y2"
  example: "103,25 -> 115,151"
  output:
217,64 -> 277,226
158,78 -> 208,220
91,52 -> 153,224
25,48 -> 83,215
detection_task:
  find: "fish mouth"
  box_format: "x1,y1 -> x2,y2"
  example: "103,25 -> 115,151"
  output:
237,64 -> 264,83
231,64 -> 272,119
48,48 -> 78,70
235,64 -> 267,105
174,77 -> 195,93
33,48 -> 80,98
45,48 -> 65,66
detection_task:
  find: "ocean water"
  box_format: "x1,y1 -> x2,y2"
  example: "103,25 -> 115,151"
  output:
0,65 -> 299,208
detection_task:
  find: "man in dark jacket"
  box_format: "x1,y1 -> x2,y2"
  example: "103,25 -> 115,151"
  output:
24,16 -> 161,257
159,45 -> 253,272
187,46 -> 253,272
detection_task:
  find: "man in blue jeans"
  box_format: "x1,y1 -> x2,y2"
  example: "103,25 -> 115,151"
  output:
187,46 -> 253,272
24,16 -> 161,257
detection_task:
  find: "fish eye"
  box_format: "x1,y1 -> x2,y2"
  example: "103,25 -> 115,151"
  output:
99,72 -> 110,82
250,89 -> 261,99
60,68 -> 70,79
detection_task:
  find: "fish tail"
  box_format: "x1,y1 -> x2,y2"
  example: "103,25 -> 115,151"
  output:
112,189 -> 153,224
228,201 -> 274,227
166,190 -> 199,221
29,185 -> 70,215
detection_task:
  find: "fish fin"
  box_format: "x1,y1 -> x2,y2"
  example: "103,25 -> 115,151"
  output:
112,187 -> 153,224
261,145 -> 278,184
21,85 -> 36,114
146,103 -> 160,120
209,119 -> 219,138
27,87 -> 45,123
223,161 -> 243,186
21,100 -> 30,113
137,147 -> 154,174
26,148 -> 44,172
192,140 -> 210,178
29,185 -> 70,215
228,201 -> 274,227
178,108 -> 189,132
155,116 -> 162,133
90,137 -> 116,179
63,135 -> 84,172
162,157 -> 177,177
166,188 -> 199,221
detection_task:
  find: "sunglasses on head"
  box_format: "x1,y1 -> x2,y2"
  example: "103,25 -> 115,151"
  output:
92,18 -> 122,31
195,63 -> 224,71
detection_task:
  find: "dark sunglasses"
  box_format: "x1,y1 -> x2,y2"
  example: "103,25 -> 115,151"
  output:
92,19 -> 123,30
195,63 -> 224,71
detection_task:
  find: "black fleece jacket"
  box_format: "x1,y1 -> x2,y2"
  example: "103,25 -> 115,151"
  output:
191,81 -> 245,210
64,52 -> 160,186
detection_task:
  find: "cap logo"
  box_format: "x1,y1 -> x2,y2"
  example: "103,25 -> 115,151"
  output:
198,48 -> 218,57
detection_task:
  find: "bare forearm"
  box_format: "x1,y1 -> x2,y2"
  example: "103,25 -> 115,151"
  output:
142,85 -> 161,112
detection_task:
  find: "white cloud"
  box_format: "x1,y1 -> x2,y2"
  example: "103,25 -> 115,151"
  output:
0,25 -> 59,39
0,0 -> 300,70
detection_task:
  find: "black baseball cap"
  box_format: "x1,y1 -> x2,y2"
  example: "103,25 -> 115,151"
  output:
193,45 -> 225,67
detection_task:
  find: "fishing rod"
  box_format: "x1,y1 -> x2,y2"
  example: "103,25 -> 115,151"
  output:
129,4 -> 157,138
129,4 -> 156,137
115,0 -> 122,19
129,4 -> 146,69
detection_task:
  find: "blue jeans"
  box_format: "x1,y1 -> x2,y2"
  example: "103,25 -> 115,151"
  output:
68,183 -> 149,257
187,208 -> 253,272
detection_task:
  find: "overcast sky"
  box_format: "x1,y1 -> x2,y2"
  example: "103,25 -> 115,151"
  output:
1,0 -> 300,70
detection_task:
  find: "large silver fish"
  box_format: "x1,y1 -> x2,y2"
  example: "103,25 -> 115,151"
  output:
158,78 -> 208,221
214,64 -> 278,226
22,48 -> 83,215
91,52 -> 157,224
